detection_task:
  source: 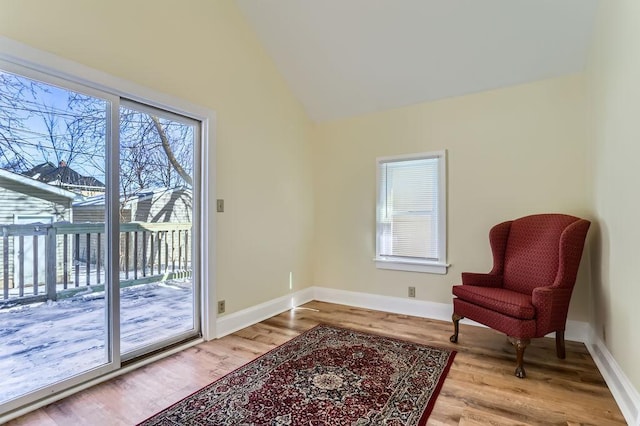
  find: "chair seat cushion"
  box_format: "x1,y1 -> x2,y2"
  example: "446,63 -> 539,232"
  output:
452,285 -> 535,320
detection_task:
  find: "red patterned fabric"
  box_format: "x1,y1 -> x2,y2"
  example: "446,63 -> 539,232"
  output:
453,299 -> 536,338
461,272 -> 503,287
532,286 -> 574,335
503,215 -> 579,295
488,221 -> 512,275
452,286 -> 534,319
452,214 -> 590,339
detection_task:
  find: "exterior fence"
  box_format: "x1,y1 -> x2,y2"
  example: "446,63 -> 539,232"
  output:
0,221 -> 192,304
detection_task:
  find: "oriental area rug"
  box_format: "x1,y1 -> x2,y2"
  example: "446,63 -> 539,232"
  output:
139,324 -> 456,425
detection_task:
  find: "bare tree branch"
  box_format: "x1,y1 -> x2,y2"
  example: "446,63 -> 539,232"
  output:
150,115 -> 193,186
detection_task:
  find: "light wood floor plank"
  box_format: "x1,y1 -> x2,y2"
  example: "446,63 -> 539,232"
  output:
6,301 -> 625,425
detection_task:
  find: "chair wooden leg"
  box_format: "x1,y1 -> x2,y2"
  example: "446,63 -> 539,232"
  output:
556,330 -> 566,359
450,313 -> 463,343
508,337 -> 530,378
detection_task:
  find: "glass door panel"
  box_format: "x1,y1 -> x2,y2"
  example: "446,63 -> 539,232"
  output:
118,101 -> 199,357
0,68 -> 112,406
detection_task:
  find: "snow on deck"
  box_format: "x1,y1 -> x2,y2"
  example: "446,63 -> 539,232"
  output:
0,281 -> 194,404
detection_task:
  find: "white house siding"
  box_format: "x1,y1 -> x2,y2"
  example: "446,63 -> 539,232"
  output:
72,189 -> 192,273
132,189 -> 192,223
0,177 -> 73,288
128,189 -> 192,274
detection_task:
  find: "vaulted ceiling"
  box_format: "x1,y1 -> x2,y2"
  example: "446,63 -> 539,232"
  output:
236,0 -> 598,122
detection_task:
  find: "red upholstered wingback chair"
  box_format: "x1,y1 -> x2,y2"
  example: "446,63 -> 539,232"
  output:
450,214 -> 590,378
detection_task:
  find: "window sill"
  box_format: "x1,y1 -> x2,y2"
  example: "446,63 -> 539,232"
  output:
374,257 -> 449,274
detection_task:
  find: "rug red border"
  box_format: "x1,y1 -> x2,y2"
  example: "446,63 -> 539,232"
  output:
418,344 -> 457,425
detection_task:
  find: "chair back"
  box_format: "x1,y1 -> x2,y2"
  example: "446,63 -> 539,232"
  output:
502,214 -> 582,295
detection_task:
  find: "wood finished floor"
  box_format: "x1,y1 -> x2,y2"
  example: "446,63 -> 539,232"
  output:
7,301 -> 626,425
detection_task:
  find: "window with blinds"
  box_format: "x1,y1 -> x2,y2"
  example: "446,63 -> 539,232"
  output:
375,151 -> 448,274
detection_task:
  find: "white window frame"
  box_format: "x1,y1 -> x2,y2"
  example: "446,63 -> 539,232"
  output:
374,150 -> 448,274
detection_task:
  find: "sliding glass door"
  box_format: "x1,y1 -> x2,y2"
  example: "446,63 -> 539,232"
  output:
118,101 -> 200,358
0,65 -> 116,410
0,60 -> 202,414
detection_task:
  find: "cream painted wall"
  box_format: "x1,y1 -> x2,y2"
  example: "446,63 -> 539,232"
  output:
2,0 -> 636,407
586,0 -> 640,393
313,75 -> 592,321
0,0 -> 315,314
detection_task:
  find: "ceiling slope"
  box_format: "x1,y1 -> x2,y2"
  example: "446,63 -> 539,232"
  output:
236,0 -> 597,122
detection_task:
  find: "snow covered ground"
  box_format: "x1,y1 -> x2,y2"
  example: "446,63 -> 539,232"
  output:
0,281 -> 194,404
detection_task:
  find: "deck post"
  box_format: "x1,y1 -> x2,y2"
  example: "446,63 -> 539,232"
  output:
46,225 -> 57,301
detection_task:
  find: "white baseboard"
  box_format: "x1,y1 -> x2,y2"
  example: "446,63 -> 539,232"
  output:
562,320 -> 591,343
311,286 -> 589,343
313,286 -> 454,322
215,287 -> 314,338
586,328 -> 640,426
215,286 -> 590,343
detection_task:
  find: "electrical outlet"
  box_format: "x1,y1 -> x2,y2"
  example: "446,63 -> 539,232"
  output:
408,286 -> 416,298
218,300 -> 226,314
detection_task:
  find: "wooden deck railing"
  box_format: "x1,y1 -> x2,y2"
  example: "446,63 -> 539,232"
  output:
0,222 -> 192,304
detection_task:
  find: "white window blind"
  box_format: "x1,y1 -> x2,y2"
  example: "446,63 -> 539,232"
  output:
375,151 -> 447,274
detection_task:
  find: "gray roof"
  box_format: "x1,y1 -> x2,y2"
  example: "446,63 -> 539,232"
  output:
23,162 -> 105,189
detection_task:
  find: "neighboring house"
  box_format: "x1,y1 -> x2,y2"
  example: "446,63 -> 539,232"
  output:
73,187 -> 192,271
23,161 -> 105,197
73,187 -> 192,224
0,168 -> 76,288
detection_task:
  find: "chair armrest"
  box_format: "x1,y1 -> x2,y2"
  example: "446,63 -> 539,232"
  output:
461,272 -> 503,287
532,287 -> 573,336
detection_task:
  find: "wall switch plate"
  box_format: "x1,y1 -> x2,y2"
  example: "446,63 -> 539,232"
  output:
218,300 -> 225,314
408,286 -> 416,298
216,199 -> 224,212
